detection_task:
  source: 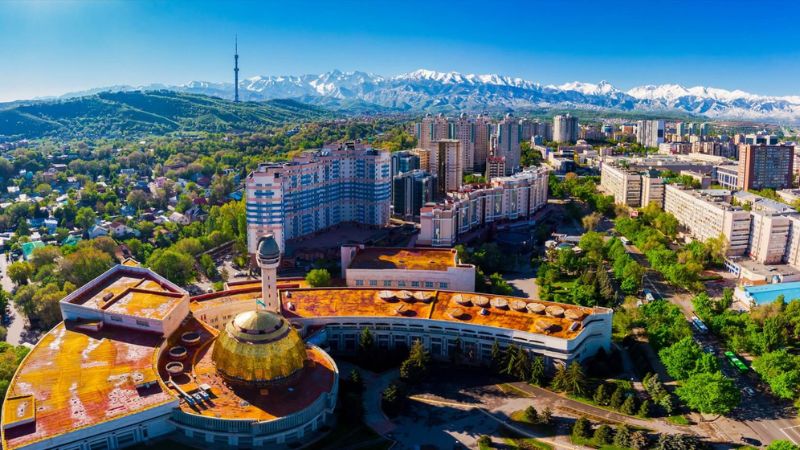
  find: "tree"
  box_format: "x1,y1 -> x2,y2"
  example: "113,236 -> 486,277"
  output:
524,405 -> 538,423
7,262 -> 33,286
613,424 -> 631,448
676,371 -> 740,415
550,364 -> 569,392
539,407 -> 553,425
529,354 -> 545,386
477,435 -> 492,448
609,386 -> 625,409
571,416 -> 591,440
659,336 -> 704,380
358,328 -> 374,354
305,268 -> 332,287
75,207 -> 97,231
199,254 -> 218,279
620,395 -> 637,415
767,441 -> 800,450
566,361 -> 587,396
593,384 -> 608,405
491,340 -> 503,371
400,339 -> 430,384
29,246 -> 61,268
582,212 -> 602,232
145,249 -> 196,286
126,189 -> 149,211
593,424 -> 612,445
630,431 -> 648,450
60,247 -> 115,286
638,399 -> 651,417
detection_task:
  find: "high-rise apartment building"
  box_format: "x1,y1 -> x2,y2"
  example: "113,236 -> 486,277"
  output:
454,113 -> 476,174
432,139 -> 463,195
473,114 -> 492,172
409,148 -> 431,172
636,119 -> 665,149
485,156 -> 506,180
675,122 -> 686,137
416,113 -> 451,150
553,114 -> 579,144
390,150 -> 420,176
737,144 -> 795,190
494,114 -> 521,174
246,142 -> 391,253
392,170 -> 437,220
419,167 -> 549,246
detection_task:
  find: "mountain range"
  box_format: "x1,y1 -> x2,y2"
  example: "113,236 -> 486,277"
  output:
48,69 -> 800,122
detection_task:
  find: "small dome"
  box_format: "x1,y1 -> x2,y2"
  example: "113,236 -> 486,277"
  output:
212,310 -> 307,385
257,235 -> 280,265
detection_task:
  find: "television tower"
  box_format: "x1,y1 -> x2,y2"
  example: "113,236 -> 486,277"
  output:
234,35 -> 240,102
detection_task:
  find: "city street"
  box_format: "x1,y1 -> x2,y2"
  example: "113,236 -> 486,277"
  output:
0,253 -> 34,347
625,241 -> 800,446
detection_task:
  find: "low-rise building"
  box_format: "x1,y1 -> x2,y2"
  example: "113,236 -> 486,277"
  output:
340,245 -> 475,292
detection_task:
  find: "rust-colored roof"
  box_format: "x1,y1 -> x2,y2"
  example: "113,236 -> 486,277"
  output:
158,318 -> 335,421
277,289 -> 594,339
66,269 -> 185,321
2,324 -> 175,450
348,247 -> 457,271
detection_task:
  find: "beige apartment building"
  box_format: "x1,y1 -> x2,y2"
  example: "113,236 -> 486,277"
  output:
419,167 -> 548,246
410,147 -> 431,172
748,212 -> 792,264
663,185 -> 751,256
432,139 -> 463,195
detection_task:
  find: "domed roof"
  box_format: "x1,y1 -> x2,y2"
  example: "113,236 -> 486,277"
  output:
212,310 -> 307,385
257,235 -> 280,265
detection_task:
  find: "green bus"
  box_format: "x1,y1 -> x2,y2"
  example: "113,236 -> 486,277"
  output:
724,351 -> 749,374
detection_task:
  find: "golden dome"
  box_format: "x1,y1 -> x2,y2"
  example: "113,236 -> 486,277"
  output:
211,310 -> 307,385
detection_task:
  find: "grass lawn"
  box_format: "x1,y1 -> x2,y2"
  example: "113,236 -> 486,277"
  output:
497,383 -> 534,397
572,435 -> 632,450
499,427 -> 554,449
509,410 -> 556,437
666,414 -> 690,425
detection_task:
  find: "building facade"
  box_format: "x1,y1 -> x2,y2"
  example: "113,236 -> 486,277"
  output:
418,167 -> 549,247
636,119 -> 665,149
245,142 -> 391,253
432,139 -> 463,195
392,170 -> 437,220
553,114 -> 579,144
390,150 -> 420,176
737,144 -> 794,190
494,114 -> 521,174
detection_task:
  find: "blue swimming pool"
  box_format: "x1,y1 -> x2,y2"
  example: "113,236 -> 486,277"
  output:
743,281 -> 800,305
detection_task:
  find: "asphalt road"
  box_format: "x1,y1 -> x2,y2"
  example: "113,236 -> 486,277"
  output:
625,242 -> 800,446
0,253 -> 33,346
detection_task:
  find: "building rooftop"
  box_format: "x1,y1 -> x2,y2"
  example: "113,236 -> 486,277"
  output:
63,266 -> 185,321
276,288 -> 598,340
348,247 -> 458,271
2,323 -> 175,450
159,318 -> 336,422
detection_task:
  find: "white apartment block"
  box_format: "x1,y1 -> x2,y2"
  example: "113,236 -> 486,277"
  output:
748,212 -> 791,264
600,163 -> 664,207
636,120 -> 665,149
245,143 -> 391,254
663,185 -> 751,256
419,167 -> 548,247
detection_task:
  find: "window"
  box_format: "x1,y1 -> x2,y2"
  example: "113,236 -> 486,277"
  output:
383,280 -> 392,287
424,281 -> 434,288
439,282 -> 448,289
411,281 -> 420,287
135,319 -> 149,327
397,280 -> 406,287
110,315 -> 123,322
355,280 -> 364,286
369,280 -> 378,287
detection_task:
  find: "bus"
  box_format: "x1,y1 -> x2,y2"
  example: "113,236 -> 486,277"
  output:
691,316 -> 708,334
724,351 -> 749,374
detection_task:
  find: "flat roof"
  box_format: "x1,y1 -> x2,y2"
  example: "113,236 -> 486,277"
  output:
277,288 -> 597,340
743,281 -> 800,305
2,323 -> 175,450
160,318 -> 336,421
348,247 -> 458,271
65,266 -> 185,321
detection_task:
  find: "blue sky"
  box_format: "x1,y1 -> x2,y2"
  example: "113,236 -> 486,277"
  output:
1,0 -> 799,102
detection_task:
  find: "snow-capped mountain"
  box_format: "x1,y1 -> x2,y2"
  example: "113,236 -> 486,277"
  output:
51,69 -> 800,121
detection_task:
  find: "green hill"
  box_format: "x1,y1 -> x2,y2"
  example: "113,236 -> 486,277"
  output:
0,91 -> 327,139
